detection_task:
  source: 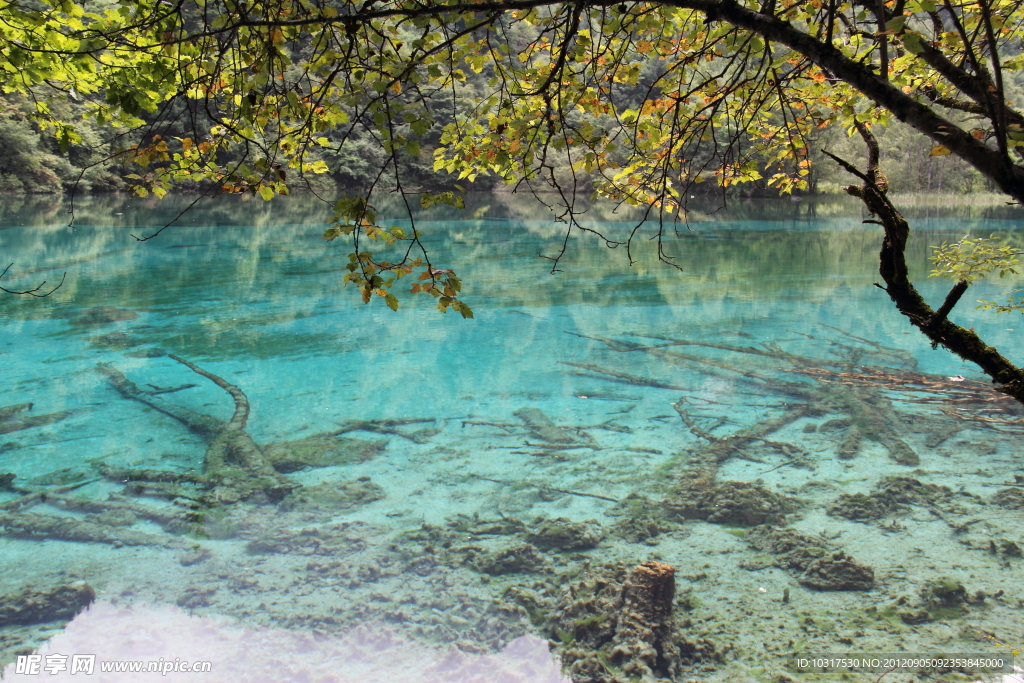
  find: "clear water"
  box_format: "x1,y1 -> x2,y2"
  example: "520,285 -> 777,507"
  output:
1,193 -> 1023,682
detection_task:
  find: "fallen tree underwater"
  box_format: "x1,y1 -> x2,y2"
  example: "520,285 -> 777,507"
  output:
0,353 -> 399,547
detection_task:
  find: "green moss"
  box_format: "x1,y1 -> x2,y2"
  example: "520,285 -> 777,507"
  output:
868,606 -> 907,630
571,614 -> 609,628
928,605 -> 965,621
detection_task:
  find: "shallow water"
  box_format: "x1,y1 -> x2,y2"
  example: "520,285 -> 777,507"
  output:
1,193 -> 1023,682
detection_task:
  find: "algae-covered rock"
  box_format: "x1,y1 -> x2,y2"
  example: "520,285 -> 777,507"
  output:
606,493 -> 680,544
827,492 -> 890,521
610,514 -> 671,545
476,543 -> 546,575
828,476 -> 954,523
799,552 -> 874,591
0,582 -> 96,627
745,526 -> 829,571
892,578 -> 972,624
746,525 -> 874,590
93,509 -> 138,527
446,514 -> 526,536
278,477 -> 385,513
28,468 -> 88,487
991,487 -> 1024,509
525,517 -> 603,551
247,523 -> 366,556
666,481 -> 797,526
264,436 -> 387,473
875,476 -> 952,506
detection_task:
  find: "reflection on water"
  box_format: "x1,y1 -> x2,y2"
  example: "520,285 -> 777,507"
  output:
1,193 -> 1024,682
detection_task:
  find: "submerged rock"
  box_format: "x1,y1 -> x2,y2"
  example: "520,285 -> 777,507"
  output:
476,543 -> 546,575
828,476 -> 953,522
746,525 -> 874,591
799,552 -> 875,591
891,578 -> 976,624
0,582 -> 96,627
990,487 -> 1024,510
665,480 -> 797,526
525,517 -> 603,551
827,492 -> 889,521
264,436 -> 387,473
278,477 -> 385,513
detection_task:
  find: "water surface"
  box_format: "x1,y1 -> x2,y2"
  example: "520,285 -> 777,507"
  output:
1,193 -> 1023,682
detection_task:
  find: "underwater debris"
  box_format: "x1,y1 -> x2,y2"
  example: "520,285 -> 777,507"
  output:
674,402 -> 811,484
525,518 -> 604,551
544,561 -> 721,683
277,477 -> 385,513
514,407 -> 586,445
90,331 -> 141,350
0,403 -> 71,436
476,543 -> 547,575
991,487 -> 1024,509
0,509 -> 191,549
608,506 -> 679,545
27,469 -> 89,487
331,417 -> 438,442
469,474 -> 619,503
0,404 -> 32,422
799,552 -> 876,591
263,436 -> 387,473
828,476 -> 954,522
0,582 -> 95,627
745,526 -> 874,591
888,578 -> 979,624
591,332 -> 992,468
0,354 -> 391,548
829,385 -> 920,465
559,362 -> 688,391
665,480 -> 798,527
71,306 -> 138,326
125,347 -> 169,359
96,356 -> 299,505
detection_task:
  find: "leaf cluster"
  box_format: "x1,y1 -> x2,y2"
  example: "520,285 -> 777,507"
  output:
930,233 -> 1024,313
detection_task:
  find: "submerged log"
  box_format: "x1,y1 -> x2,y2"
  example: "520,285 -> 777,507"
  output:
97,357 -> 297,504
514,407 -> 585,445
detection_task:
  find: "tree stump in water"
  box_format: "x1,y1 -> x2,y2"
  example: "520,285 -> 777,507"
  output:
544,559 -> 724,681
610,560 -> 680,679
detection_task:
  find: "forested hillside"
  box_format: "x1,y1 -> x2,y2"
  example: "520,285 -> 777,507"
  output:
2,59 -> 1016,198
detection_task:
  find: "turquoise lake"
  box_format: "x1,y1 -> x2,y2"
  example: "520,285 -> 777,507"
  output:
1,193 -> 1023,682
